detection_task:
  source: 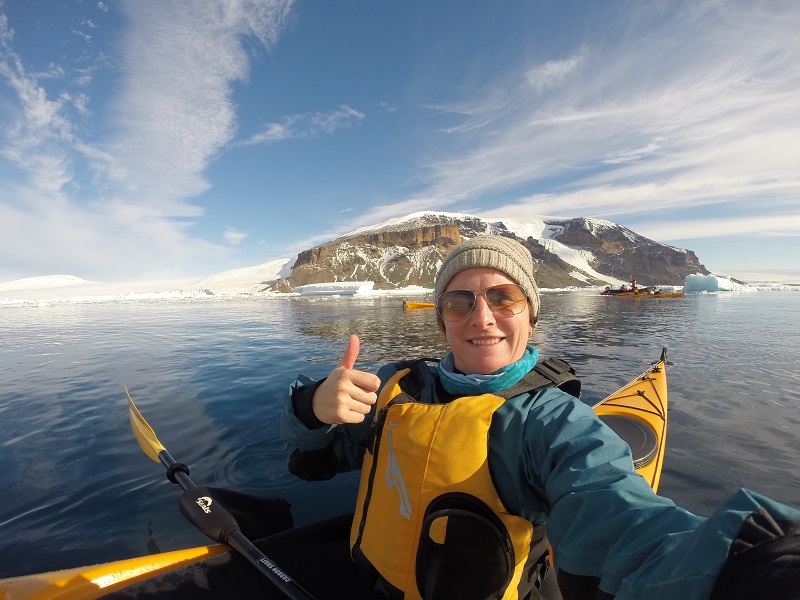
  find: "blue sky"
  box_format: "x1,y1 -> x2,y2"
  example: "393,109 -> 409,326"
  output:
1,0 -> 798,282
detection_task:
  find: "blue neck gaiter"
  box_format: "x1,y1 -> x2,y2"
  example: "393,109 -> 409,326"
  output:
437,346 -> 539,395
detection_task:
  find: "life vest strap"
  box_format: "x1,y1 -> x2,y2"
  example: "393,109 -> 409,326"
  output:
390,356 -> 581,402
497,357 -> 581,399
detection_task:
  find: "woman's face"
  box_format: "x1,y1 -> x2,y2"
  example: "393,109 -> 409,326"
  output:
442,267 -> 533,375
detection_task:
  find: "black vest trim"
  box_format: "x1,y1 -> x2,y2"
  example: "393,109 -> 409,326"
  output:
391,356 -> 581,402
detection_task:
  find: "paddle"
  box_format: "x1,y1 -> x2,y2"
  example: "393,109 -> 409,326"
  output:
125,387 -> 316,600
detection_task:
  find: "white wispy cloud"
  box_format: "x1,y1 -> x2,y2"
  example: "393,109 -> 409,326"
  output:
0,17 -> 75,193
376,102 -> 398,113
371,1 -> 800,244
105,0 -> 295,206
525,50 -> 586,94
635,213 -> 800,242
224,228 -> 248,245
602,140 -> 664,165
0,0 -> 294,279
242,104 -> 365,145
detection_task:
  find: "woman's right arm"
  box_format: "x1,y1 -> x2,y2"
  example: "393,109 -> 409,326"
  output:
280,335 -> 387,480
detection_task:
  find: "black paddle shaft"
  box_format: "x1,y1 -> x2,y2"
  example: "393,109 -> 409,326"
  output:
156,449 -> 316,600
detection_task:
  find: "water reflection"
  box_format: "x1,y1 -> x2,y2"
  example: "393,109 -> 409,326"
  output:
1,291 -> 799,579
287,296 -> 448,365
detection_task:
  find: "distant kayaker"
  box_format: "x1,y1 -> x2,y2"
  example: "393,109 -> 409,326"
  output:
282,235 -> 800,599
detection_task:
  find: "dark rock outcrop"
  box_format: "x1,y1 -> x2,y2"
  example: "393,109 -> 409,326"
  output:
269,213 -> 708,291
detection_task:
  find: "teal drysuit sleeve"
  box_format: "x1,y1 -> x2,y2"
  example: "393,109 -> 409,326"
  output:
490,387 -> 800,599
280,363 -> 403,472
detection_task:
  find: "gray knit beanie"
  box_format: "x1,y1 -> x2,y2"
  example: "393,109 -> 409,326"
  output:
434,235 -> 540,328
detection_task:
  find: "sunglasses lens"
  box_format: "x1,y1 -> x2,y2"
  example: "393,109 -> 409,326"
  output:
485,284 -> 528,316
437,290 -> 475,321
437,285 -> 528,322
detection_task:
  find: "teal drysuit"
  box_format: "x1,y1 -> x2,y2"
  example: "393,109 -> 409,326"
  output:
281,358 -> 800,599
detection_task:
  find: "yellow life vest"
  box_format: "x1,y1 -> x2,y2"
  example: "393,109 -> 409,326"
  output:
350,367 -> 549,600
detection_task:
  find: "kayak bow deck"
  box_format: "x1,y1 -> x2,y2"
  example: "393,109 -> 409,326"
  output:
0,545 -> 229,600
0,350 -> 670,599
593,348 -> 669,491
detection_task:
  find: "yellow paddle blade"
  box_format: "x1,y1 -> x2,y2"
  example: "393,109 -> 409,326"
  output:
126,386 -> 166,463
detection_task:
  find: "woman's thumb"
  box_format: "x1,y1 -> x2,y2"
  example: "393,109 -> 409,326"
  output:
337,334 -> 360,369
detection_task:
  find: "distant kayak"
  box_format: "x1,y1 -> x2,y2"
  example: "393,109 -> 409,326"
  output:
602,275 -> 684,298
0,350 -> 669,599
402,300 -> 435,310
600,288 -> 684,298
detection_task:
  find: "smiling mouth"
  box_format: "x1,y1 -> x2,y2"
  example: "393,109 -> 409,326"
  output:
470,338 -> 503,346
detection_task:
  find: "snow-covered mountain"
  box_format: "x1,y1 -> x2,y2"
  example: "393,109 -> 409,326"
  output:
9,212 -> 798,304
0,260 -> 289,302
271,211 -> 708,291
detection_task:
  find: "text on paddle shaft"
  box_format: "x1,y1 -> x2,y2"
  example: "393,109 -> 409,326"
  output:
259,557 -> 293,582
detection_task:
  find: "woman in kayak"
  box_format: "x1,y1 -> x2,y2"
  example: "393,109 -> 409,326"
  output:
282,235 -> 800,600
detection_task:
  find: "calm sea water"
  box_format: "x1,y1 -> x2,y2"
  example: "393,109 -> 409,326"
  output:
1,291 -> 799,578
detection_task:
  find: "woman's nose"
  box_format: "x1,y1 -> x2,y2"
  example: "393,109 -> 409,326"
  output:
470,294 -> 495,324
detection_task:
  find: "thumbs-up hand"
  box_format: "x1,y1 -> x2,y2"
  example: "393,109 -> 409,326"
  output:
312,334 -> 381,425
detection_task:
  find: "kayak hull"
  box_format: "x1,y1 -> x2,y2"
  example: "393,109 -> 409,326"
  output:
402,300 -> 435,310
1,352 -> 669,599
0,545 -> 229,600
600,290 -> 684,298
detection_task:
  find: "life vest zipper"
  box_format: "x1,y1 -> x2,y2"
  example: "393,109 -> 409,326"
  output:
354,402 -> 392,549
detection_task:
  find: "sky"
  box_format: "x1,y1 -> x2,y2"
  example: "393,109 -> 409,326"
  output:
1,0 -> 798,282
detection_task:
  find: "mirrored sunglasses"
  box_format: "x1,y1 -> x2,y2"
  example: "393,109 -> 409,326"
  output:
436,284 -> 528,322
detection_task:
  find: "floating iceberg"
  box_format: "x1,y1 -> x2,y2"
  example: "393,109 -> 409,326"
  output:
683,274 -> 751,293
293,281 -> 375,296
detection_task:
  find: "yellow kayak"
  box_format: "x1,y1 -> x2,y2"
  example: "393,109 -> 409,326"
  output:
402,300 -> 435,310
0,350 -> 669,599
593,348 -> 668,492
0,545 -> 229,600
